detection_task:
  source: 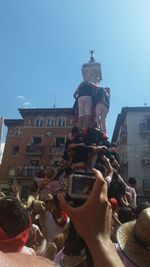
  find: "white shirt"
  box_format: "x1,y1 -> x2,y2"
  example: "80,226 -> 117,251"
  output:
40,211 -> 69,243
125,186 -> 137,208
20,246 -> 35,255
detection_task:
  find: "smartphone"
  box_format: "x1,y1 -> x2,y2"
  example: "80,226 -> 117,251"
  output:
68,172 -> 95,199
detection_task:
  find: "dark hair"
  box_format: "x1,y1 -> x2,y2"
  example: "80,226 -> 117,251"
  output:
64,167 -> 74,176
118,207 -> 135,223
0,197 -> 30,237
128,177 -> 136,186
71,126 -> 80,135
108,174 -> 126,204
84,127 -> 107,146
30,182 -> 38,193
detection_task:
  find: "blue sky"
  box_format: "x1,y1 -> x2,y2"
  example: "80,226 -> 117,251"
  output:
1,0 -> 150,142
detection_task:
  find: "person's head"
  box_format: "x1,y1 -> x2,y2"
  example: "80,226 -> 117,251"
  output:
0,197 -> 30,238
128,177 -> 137,188
71,126 -> 80,136
135,201 -> 150,218
37,169 -> 46,178
118,207 -> 135,223
27,195 -> 46,223
108,175 -> 126,205
29,182 -> 38,193
43,194 -> 58,212
117,208 -> 150,267
64,166 -> 74,176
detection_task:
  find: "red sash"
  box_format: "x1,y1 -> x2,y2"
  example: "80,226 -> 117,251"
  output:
0,226 -> 31,253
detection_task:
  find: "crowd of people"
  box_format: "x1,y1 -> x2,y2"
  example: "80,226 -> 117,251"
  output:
0,81 -> 150,267
0,123 -> 150,267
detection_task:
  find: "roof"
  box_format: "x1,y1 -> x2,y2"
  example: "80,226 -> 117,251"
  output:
4,119 -> 24,127
18,108 -> 73,118
111,106 -> 150,142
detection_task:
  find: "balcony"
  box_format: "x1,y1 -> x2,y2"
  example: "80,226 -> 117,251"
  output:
143,179 -> 150,191
19,165 -> 41,177
120,127 -> 127,145
141,146 -> 150,163
26,144 -> 43,155
120,126 -> 127,136
139,122 -> 150,133
49,144 -> 65,155
141,159 -> 150,166
120,135 -> 127,146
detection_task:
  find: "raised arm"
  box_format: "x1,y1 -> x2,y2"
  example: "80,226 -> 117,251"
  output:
58,169 -> 125,267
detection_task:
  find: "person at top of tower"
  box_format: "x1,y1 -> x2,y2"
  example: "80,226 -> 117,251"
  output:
73,81 -> 98,129
94,86 -> 111,133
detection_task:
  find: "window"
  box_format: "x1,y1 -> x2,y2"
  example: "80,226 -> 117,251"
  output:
46,117 -> 55,127
14,127 -> 23,136
9,128 -> 14,135
11,145 -> 19,156
56,137 -> 65,147
32,136 -> 42,145
55,137 -> 65,152
35,117 -> 44,127
21,185 -> 30,199
29,159 -> 39,166
147,118 -> 150,130
143,179 -> 150,189
57,117 -> 66,127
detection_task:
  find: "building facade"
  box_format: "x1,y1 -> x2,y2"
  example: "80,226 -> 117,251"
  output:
0,51 -> 103,197
0,108 -> 74,197
112,107 -> 150,201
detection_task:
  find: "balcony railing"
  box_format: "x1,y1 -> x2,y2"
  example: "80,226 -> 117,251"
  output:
19,165 -> 42,177
120,127 -> 127,136
26,145 -> 43,154
143,179 -> 150,190
139,122 -> 150,133
141,147 -> 150,162
49,144 -> 65,155
120,134 -> 127,145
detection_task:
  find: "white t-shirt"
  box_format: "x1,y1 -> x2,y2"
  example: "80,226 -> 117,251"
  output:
125,186 -> 137,208
40,211 -> 69,243
20,246 -> 35,255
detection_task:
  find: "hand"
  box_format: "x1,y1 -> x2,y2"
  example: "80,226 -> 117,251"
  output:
57,169 -> 112,244
102,156 -> 114,178
57,170 -> 125,267
11,181 -> 20,201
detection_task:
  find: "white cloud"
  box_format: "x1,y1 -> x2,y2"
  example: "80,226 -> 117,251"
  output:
23,102 -> 31,106
17,95 -> 25,99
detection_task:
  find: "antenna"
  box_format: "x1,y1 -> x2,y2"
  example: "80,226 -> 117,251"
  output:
53,94 -> 56,108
